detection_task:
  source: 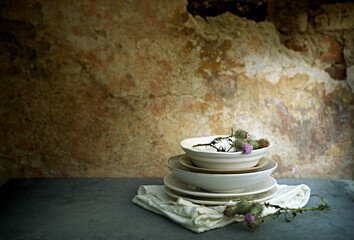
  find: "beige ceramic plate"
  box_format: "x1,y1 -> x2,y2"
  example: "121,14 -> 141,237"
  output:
178,155 -> 269,174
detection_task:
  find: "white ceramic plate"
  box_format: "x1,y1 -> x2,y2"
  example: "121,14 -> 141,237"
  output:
178,155 -> 269,174
164,185 -> 279,205
166,155 -> 278,192
163,173 -> 277,198
180,135 -> 271,169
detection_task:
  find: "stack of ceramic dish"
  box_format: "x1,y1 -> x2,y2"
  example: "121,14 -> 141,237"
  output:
163,136 -> 278,205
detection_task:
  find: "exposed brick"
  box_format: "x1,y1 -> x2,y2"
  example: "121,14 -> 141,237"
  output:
325,64 -> 347,80
320,36 -> 343,63
283,37 -> 309,52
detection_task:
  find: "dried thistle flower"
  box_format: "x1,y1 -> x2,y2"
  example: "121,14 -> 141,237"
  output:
258,138 -> 270,148
223,205 -> 236,217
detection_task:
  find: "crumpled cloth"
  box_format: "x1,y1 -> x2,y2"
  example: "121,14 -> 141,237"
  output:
132,184 -> 311,233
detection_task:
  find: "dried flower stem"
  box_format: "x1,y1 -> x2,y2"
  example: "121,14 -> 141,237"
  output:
224,194 -> 330,230
262,194 -> 331,222
192,135 -> 234,152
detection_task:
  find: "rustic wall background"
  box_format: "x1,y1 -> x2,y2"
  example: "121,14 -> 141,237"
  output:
1,0 -> 353,185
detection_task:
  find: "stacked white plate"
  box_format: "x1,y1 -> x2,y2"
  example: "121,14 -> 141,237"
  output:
163,136 -> 277,205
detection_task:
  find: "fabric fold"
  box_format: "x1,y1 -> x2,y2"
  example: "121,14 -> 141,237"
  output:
132,184 -> 311,233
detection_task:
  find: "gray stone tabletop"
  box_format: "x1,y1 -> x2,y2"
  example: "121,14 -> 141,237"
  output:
0,178 -> 353,240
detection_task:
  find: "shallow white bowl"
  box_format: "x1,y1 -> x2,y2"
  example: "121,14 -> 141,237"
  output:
180,135 -> 271,169
166,155 -> 277,193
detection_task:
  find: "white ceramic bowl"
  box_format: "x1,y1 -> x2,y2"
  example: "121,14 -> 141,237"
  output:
180,135 -> 271,169
166,155 -> 277,193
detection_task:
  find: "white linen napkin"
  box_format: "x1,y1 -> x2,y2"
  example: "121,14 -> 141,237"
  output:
132,184 -> 311,233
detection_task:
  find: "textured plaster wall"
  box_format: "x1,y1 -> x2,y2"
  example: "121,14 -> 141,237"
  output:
0,0 -> 353,185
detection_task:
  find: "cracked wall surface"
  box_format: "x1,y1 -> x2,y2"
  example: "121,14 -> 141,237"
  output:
0,0 -> 353,185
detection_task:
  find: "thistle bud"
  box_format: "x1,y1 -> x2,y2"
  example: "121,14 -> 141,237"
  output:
234,199 -> 251,215
232,139 -> 245,152
249,202 -> 264,217
234,129 -> 249,139
247,139 -> 260,150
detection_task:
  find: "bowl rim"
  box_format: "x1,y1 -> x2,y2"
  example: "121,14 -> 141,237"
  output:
180,135 -> 271,156
166,155 -> 277,176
